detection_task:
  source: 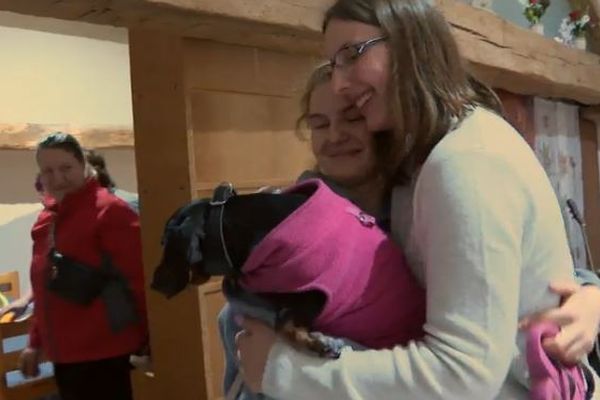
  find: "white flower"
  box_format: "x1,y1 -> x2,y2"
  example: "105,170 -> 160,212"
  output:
581,15 -> 591,24
558,17 -> 575,44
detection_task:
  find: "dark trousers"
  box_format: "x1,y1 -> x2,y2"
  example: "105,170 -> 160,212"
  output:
53,355 -> 133,400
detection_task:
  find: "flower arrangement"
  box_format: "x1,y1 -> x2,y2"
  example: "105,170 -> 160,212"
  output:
569,10 -> 591,38
520,0 -> 551,26
556,10 -> 591,47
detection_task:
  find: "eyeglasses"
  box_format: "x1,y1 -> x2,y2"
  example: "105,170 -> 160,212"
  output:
329,36 -> 387,69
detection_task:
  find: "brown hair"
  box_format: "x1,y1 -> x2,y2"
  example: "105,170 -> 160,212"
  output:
85,149 -> 116,189
324,0 -> 503,185
37,132 -> 85,164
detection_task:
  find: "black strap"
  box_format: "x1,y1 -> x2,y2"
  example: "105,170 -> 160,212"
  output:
582,363 -> 595,400
203,182 -> 238,276
48,209 -> 138,331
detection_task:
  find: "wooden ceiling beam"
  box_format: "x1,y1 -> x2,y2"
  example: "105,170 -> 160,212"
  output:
1,0 -> 600,105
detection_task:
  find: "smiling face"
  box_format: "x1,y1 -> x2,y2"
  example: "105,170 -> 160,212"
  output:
37,148 -> 86,202
308,80 -> 378,187
324,18 -> 394,133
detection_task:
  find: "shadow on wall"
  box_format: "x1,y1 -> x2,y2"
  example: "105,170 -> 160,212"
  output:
0,205 -> 41,294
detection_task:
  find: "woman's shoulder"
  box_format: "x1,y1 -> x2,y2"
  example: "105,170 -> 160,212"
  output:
31,207 -> 53,230
435,108 -> 518,153
424,107 -> 535,176
94,186 -> 138,220
111,189 -> 139,214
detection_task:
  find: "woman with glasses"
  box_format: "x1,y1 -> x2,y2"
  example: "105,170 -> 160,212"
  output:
235,1 -> 600,398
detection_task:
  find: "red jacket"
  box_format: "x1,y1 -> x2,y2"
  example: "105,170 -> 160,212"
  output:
29,179 -> 147,363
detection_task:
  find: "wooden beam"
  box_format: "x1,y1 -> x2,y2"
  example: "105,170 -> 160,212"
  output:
129,29 -> 208,400
440,0 -> 600,105
0,0 -> 325,54
1,0 -> 600,105
0,123 -> 133,150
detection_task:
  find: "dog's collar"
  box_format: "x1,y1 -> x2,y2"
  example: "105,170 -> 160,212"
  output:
203,182 -> 238,277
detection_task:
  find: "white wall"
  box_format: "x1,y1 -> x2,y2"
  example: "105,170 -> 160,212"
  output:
0,12 -> 132,126
0,204 -> 41,293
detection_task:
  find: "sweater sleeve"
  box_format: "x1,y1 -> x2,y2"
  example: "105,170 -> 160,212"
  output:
262,150 -> 530,400
97,201 -> 148,335
575,268 -> 600,287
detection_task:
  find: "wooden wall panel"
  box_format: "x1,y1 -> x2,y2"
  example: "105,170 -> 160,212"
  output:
184,40 -> 319,97
189,90 -> 313,196
496,89 -> 535,148
184,39 -> 316,198
129,35 -> 318,399
148,38 -> 318,398
129,30 -> 207,400
580,117 -> 600,269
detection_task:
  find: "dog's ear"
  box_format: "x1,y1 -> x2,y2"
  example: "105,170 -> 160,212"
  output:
151,200 -> 209,298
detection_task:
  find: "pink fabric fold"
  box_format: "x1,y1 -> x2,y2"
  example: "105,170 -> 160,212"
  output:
527,321 -> 587,400
239,179 -> 425,349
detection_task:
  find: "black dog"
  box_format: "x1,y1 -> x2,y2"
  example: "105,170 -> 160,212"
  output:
152,181 -> 426,356
152,183 -> 328,334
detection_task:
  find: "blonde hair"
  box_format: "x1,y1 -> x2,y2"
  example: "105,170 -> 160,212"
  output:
295,63 -> 333,139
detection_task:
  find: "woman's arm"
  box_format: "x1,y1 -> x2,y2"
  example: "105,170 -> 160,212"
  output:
97,201 -> 148,334
0,290 -> 33,316
242,150 -> 537,400
520,280 -> 600,363
517,253 -> 600,364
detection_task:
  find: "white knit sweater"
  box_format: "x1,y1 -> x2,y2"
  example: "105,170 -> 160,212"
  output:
260,107 -> 591,399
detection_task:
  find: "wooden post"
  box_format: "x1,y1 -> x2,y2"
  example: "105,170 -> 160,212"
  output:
580,107 -> 600,269
129,29 -> 209,400
496,89 -> 535,148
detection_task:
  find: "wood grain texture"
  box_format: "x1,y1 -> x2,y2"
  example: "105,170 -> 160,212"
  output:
580,108 -> 600,269
129,29 -> 207,400
2,0 -> 600,103
496,89 -> 535,148
0,123 -> 133,150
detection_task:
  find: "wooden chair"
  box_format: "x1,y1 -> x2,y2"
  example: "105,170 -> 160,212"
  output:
0,272 -> 57,400
0,272 -> 19,301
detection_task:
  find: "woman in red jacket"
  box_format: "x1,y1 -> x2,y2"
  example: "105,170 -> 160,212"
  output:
19,132 -> 147,400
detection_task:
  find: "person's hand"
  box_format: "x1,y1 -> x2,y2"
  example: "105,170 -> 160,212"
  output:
0,292 -> 33,317
519,280 -> 600,364
0,295 -> 31,317
18,347 -> 40,378
235,317 -> 278,393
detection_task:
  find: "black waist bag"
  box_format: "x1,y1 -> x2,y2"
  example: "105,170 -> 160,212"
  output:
46,249 -> 108,305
